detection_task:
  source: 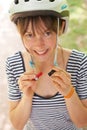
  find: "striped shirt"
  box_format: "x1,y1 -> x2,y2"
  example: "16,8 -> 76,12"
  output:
6,50 -> 87,130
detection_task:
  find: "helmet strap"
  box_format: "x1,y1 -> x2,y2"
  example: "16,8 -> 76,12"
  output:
53,18 -> 59,66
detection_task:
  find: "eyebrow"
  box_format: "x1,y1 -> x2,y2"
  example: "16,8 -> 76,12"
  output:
25,28 -> 51,34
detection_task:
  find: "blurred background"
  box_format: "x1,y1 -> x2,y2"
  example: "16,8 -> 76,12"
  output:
0,0 -> 87,130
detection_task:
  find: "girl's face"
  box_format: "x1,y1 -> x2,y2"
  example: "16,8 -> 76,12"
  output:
23,19 -> 57,63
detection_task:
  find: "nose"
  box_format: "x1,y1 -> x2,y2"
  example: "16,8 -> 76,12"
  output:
35,35 -> 45,47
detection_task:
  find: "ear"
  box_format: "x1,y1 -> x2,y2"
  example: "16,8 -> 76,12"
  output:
59,20 -> 66,36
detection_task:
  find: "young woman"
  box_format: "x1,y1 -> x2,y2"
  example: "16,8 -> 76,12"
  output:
6,0 -> 87,130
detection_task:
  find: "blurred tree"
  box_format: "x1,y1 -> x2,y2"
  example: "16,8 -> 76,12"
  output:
61,0 -> 87,53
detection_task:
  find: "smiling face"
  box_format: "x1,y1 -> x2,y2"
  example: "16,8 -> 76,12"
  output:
17,16 -> 58,64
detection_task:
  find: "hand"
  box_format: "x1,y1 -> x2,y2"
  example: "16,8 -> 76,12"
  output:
18,71 -> 37,97
49,66 -> 73,96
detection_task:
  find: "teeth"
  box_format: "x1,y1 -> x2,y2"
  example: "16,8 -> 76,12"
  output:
35,50 -> 47,55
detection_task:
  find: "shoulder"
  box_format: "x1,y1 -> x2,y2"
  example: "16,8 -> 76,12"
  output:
63,48 -> 87,62
61,48 -> 87,70
6,51 -> 22,61
6,51 -> 25,78
66,49 -> 87,73
6,51 -> 23,66
70,49 -> 87,64
6,51 -> 24,74
71,49 -> 86,57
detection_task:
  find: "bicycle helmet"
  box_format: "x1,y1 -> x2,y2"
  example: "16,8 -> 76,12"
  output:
9,0 -> 69,33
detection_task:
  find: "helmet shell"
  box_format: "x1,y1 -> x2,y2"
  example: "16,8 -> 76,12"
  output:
9,0 -> 69,33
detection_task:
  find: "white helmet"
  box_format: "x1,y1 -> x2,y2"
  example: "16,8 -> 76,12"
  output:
9,0 -> 69,33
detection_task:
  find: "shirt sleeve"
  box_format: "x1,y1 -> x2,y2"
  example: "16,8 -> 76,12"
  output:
6,58 -> 22,101
76,54 -> 87,100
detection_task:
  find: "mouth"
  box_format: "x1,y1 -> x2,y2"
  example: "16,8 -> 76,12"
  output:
34,49 -> 48,56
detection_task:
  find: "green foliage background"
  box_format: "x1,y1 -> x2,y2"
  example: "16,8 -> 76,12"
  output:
61,0 -> 87,53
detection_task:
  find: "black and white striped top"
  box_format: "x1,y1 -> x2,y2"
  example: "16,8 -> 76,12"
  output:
6,50 -> 87,130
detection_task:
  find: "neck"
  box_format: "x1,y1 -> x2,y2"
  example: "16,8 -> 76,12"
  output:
37,62 -> 54,73
32,55 -> 54,73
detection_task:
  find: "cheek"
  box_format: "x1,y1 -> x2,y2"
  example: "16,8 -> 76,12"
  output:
48,35 -> 57,48
48,40 -> 56,50
23,39 -> 33,51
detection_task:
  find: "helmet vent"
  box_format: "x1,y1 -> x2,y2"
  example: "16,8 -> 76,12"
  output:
49,0 -> 55,2
25,0 -> 30,2
37,0 -> 42,1
14,0 -> 19,4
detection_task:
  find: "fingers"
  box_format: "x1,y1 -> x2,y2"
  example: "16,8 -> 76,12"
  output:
48,66 -> 72,96
19,72 -> 36,81
18,78 -> 36,91
51,71 -> 71,84
52,66 -> 71,78
18,71 -> 37,93
18,71 -> 43,95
